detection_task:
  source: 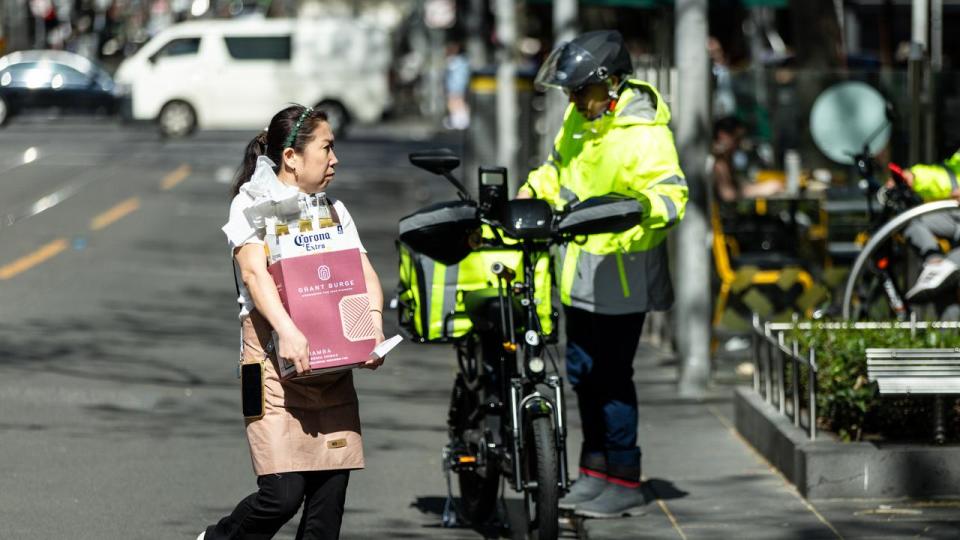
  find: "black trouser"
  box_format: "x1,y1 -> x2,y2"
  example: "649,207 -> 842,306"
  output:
564,306 -> 646,483
206,470 -> 350,540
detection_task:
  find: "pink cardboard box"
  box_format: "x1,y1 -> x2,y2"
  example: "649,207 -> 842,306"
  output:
268,247 -> 376,379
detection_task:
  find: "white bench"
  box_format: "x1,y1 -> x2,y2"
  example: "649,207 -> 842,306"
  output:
866,348 -> 960,443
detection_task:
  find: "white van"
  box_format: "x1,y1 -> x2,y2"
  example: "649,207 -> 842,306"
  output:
114,17 -> 391,137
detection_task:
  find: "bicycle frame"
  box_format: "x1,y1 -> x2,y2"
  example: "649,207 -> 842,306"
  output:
492,243 -> 570,493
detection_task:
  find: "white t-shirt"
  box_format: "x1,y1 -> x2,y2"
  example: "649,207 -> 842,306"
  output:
222,167 -> 366,319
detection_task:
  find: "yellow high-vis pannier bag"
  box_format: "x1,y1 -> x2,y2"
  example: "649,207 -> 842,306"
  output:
397,239 -> 556,343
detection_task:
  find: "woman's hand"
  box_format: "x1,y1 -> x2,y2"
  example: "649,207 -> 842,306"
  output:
360,312 -> 386,370
276,322 -> 311,374
235,243 -> 311,374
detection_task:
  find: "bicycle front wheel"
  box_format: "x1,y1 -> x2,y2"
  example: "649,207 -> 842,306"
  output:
524,415 -> 559,540
842,201 -> 960,320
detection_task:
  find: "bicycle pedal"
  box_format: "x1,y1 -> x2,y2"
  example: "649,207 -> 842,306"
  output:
451,454 -> 479,472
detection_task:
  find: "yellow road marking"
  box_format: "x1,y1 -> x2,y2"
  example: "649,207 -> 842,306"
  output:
160,164 -> 191,191
90,197 -> 140,231
706,405 -> 845,539
0,238 -> 69,279
655,498 -> 688,540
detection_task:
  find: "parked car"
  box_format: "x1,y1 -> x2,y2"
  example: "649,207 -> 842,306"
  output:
114,17 -> 392,138
0,50 -> 121,126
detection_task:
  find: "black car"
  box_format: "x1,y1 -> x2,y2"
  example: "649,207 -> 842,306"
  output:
0,50 -> 122,125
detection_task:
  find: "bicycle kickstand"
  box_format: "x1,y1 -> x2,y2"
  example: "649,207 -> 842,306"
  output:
441,445 -> 460,528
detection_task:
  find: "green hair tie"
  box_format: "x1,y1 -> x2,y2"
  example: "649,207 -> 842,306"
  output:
282,107 -> 313,149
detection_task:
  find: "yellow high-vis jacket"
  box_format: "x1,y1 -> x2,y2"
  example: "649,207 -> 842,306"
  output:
910,149 -> 960,202
519,79 -> 688,314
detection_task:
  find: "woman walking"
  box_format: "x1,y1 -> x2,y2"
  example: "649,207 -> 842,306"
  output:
201,104 -> 385,540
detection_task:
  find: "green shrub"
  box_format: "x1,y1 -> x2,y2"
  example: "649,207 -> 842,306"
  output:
789,324 -> 960,442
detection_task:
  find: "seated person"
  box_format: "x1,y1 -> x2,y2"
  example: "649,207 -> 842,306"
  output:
710,116 -> 783,203
899,148 -> 960,302
711,117 -> 802,258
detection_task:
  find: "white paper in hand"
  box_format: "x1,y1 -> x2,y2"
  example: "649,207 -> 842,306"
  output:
370,334 -> 403,360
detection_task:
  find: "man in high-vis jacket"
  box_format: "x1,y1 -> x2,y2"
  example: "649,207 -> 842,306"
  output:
900,149 -> 960,302
518,30 -> 687,518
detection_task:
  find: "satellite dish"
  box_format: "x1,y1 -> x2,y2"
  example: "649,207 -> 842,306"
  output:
810,81 -> 891,164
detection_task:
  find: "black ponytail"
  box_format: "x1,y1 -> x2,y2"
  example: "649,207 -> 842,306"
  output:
230,104 -> 329,198
232,130 -> 268,196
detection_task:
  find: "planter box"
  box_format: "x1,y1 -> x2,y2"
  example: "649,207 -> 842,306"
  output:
734,387 -> 960,499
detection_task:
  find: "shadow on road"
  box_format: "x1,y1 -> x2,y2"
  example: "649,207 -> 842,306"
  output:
411,495 -> 518,539
643,477 -> 689,502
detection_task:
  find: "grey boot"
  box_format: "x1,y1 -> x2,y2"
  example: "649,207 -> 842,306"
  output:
558,474 -> 607,510
574,482 -> 648,518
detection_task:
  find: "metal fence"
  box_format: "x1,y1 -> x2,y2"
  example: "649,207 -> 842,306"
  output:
750,314 -> 819,440
749,314 -> 960,441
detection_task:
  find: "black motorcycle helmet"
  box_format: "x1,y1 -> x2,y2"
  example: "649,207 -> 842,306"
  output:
535,30 -> 633,92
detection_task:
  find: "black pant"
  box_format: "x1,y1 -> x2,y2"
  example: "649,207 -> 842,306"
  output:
564,306 -> 646,481
206,470 -> 350,540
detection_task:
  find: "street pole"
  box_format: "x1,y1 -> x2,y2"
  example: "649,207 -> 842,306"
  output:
833,0 -> 845,57
931,0 -> 942,71
928,0 -> 941,161
495,0 -> 518,192
908,0 -> 927,165
465,0 -> 487,69
745,9 -> 768,128
674,0 -> 711,398
540,0 -> 577,163
429,27 -> 445,121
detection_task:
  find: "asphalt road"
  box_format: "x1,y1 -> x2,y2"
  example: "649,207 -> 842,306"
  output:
0,117 -> 577,539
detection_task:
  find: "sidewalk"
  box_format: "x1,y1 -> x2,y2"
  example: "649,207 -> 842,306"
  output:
579,344 -> 960,540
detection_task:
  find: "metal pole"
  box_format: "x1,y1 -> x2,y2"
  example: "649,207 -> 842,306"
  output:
808,348 -> 817,440
495,0 -> 518,193
908,0 -> 928,165
777,332 -> 786,415
13,0 -> 30,51
465,0 -> 488,69
924,0 -> 938,163
34,16 -> 45,49
833,0 -> 846,57
745,9 -> 768,126
931,0 -> 942,70
674,0 -> 712,398
429,28 -> 446,121
792,340 -> 801,427
764,326 -> 773,403
540,0 -> 578,162
752,321 -> 761,393
934,394 -> 946,444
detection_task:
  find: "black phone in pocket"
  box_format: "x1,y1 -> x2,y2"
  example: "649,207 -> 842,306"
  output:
241,362 -> 265,420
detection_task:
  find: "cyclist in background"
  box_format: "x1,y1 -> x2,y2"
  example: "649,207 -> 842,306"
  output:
899,148 -> 960,302
518,30 -> 688,518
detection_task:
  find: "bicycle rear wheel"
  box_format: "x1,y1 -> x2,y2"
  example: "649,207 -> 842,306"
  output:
449,373 -> 500,525
524,415 -> 559,540
458,467 -> 499,525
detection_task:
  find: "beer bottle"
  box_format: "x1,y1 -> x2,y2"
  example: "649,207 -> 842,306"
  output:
271,201 -> 290,236
316,192 -> 335,228
253,215 -> 271,258
298,198 -> 314,232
